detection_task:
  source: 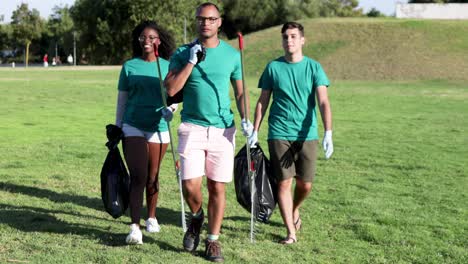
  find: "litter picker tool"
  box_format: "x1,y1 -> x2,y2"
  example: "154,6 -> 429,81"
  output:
237,32 -> 257,243
154,43 -> 187,232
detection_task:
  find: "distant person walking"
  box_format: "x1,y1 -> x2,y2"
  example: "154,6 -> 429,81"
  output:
164,2 -> 252,262
43,53 -> 48,67
115,20 -> 177,245
249,21 -> 334,244
67,54 -> 73,65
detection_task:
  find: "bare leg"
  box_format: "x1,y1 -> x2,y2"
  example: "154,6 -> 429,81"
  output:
292,178 -> 312,228
146,143 -> 168,219
207,179 -> 225,235
123,137 -> 148,225
182,177 -> 203,214
277,178 -> 296,239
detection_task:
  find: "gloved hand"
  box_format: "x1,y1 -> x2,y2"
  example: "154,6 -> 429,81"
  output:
161,107 -> 174,122
248,131 -> 258,148
189,44 -> 202,65
322,130 -> 333,159
241,118 -> 253,137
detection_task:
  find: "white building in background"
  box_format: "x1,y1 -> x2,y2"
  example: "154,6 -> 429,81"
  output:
396,3 -> 468,19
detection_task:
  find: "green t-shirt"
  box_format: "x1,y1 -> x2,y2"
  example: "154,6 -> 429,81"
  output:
118,57 -> 169,132
258,56 -> 330,140
169,40 -> 242,128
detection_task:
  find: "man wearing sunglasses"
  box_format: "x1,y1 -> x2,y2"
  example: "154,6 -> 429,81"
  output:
164,2 -> 252,262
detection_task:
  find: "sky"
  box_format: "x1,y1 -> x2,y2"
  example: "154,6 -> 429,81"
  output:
1,0 -> 410,24
358,0 -> 409,15
1,0 -> 75,23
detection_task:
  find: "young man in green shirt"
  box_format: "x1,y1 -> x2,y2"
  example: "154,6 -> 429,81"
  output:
249,21 -> 334,244
164,2 -> 252,262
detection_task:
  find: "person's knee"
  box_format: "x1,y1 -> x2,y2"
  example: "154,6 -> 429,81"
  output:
207,180 -> 225,196
130,170 -> 147,189
147,177 -> 159,192
296,179 -> 313,193
147,171 -> 159,185
183,179 -> 201,195
278,178 -> 293,191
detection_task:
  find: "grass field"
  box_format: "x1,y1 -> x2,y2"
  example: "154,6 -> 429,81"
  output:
232,18 -> 468,81
0,68 -> 466,263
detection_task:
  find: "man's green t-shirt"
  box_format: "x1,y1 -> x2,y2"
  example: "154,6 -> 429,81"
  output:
258,56 -> 330,141
118,57 -> 169,132
169,40 -> 242,128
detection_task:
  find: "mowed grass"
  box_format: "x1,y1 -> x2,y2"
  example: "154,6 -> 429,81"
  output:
231,18 -> 468,81
0,68 -> 467,264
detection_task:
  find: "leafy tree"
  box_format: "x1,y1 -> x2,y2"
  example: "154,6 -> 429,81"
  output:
222,0 -> 362,38
319,0 -> 362,17
0,24 -> 10,50
47,5 -> 74,60
366,7 -> 384,17
70,0 -> 209,64
222,0 -> 286,38
10,3 -> 45,67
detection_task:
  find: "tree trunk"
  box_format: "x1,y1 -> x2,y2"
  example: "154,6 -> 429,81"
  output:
25,41 -> 31,68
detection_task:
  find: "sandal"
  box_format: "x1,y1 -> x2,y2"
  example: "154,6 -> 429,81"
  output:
279,236 -> 297,245
294,218 -> 302,232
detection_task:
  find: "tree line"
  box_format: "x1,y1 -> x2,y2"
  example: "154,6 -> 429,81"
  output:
3,0 -> 463,65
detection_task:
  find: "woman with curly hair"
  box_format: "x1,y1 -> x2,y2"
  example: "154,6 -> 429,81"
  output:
115,20 -> 177,245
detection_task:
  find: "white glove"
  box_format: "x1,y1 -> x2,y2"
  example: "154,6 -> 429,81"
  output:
322,130 -> 333,159
248,131 -> 258,148
188,44 -> 202,65
161,107 -> 174,122
241,118 -> 254,137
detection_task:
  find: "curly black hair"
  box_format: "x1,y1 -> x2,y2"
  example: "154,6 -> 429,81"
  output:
131,21 -> 175,60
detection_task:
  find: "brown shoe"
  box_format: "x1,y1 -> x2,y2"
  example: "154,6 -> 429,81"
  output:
204,239 -> 224,262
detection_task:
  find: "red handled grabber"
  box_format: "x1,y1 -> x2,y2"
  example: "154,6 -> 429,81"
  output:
154,43 -> 187,232
237,32 -> 257,243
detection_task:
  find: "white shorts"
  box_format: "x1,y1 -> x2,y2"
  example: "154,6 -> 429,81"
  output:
177,122 -> 236,182
122,123 -> 170,143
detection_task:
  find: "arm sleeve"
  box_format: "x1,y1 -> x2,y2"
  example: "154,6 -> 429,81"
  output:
258,64 -> 273,90
118,65 -> 129,91
230,51 -> 242,81
168,48 -> 184,72
115,91 -> 128,127
313,63 -> 330,88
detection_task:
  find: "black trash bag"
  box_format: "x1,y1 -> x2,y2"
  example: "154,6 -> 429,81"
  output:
234,143 -> 277,223
100,124 -> 130,219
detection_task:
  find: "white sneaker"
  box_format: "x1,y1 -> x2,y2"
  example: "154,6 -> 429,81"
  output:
125,224 -> 143,245
145,218 -> 161,233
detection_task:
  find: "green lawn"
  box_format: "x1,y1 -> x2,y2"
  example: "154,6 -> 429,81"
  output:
230,18 -> 468,81
0,68 -> 466,263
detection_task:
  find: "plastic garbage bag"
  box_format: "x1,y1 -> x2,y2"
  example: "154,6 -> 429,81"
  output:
100,124 -> 130,219
234,144 -> 277,223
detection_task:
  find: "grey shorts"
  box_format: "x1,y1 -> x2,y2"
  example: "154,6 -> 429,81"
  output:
268,140 -> 317,183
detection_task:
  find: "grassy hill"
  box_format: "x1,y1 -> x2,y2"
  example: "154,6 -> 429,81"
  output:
232,18 -> 468,81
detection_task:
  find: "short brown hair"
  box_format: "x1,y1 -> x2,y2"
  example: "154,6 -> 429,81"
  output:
281,22 -> 304,36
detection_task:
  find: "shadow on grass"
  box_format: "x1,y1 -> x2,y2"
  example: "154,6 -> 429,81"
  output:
0,181 -> 187,250
0,181 -> 102,210
224,215 -> 284,228
0,182 -> 184,227
0,203 -> 182,251
0,203 -> 141,247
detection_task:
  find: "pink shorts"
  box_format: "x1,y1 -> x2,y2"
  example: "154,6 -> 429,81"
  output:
177,122 -> 236,182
